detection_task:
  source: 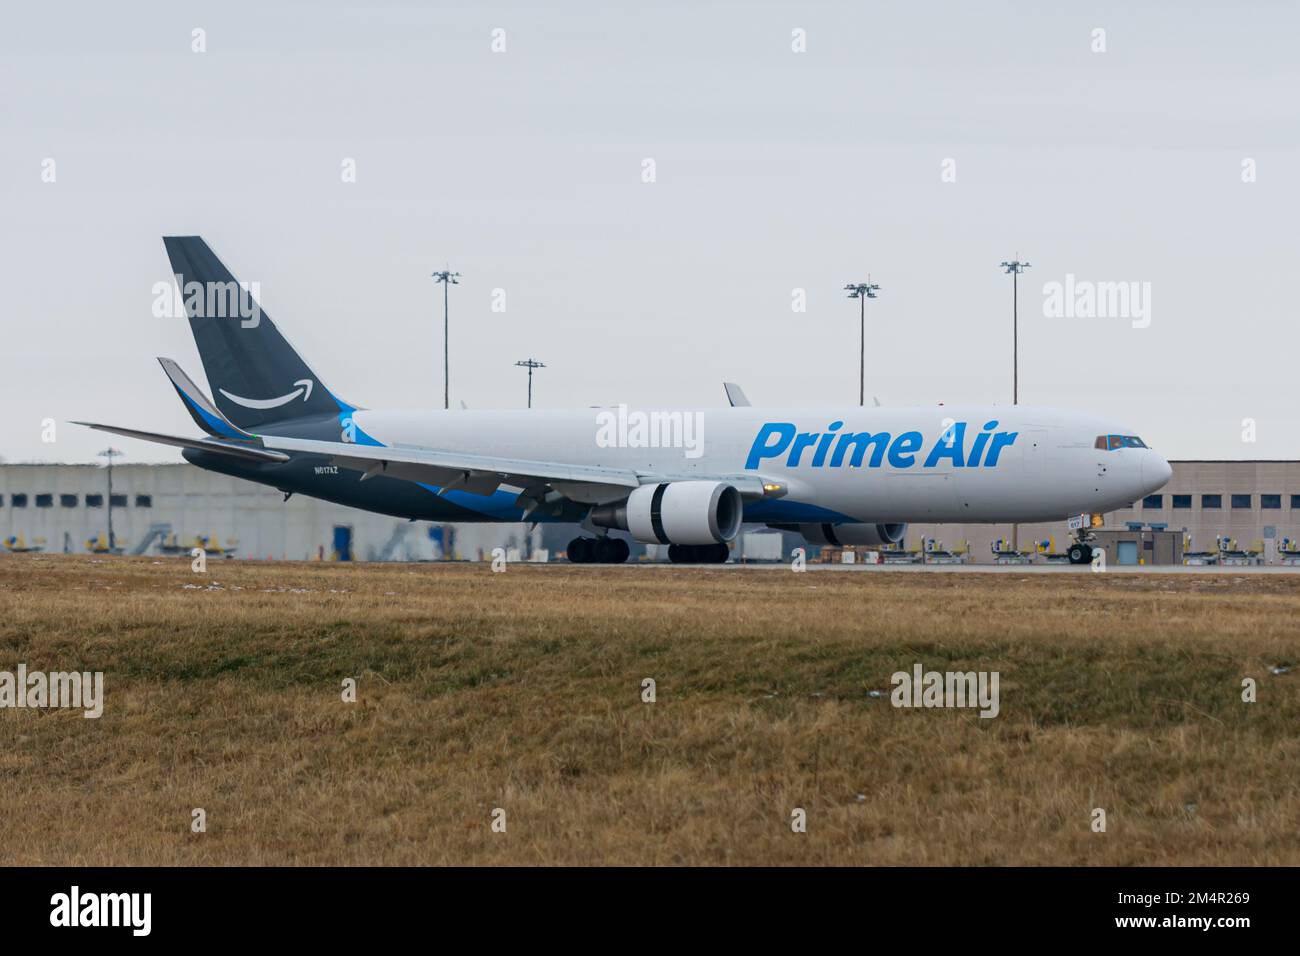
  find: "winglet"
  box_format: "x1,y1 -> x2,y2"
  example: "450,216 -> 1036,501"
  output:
723,382 -> 751,407
158,357 -> 256,440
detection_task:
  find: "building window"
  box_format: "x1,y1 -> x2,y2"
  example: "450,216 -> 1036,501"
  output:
60,494 -> 78,508
85,494 -> 103,507
1231,494 -> 1252,509
135,494 -> 152,508
1292,494 -> 1300,510
1142,494 -> 1163,509
1262,494 -> 1281,509
10,494 -> 27,508
1172,494 -> 1191,509
1201,494 -> 1221,509
110,494 -> 127,508
35,494 -> 53,508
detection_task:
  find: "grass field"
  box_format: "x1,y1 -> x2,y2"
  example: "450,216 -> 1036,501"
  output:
1,553 -> 1298,866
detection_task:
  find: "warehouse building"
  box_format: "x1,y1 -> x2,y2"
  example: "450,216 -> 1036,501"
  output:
0,463 -> 538,562
4,460 -> 1295,566
903,460 -> 1300,565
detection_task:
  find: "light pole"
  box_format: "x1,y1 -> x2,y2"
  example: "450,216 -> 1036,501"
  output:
431,268 -> 461,409
97,447 -> 122,552
844,280 -> 880,407
515,359 -> 546,409
999,258 -> 1030,555
999,258 -> 1030,405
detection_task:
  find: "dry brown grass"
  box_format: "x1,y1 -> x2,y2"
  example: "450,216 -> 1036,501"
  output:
1,553 -> 1298,866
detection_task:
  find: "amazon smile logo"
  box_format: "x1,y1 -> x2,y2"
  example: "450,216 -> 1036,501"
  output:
218,379 -> 314,410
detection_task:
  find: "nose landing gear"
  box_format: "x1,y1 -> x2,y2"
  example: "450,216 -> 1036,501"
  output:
1066,542 -> 1094,565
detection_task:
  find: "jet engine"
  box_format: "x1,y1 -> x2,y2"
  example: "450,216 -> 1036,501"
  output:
590,481 -> 743,545
792,522 -> 907,547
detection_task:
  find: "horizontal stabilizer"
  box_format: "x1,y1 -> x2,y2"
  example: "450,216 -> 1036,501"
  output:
72,422 -> 290,463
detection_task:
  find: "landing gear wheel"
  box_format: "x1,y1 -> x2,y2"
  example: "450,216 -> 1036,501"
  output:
1067,543 -> 1093,565
571,536 -> 630,564
593,537 -> 631,564
568,537 -> 593,563
667,543 -> 730,564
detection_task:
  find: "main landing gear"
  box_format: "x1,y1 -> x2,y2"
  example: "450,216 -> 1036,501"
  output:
668,543 -> 730,564
567,536 -> 630,564
565,538 -> 731,564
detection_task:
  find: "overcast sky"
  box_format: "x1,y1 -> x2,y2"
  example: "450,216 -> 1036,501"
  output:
3,1 -> 1298,463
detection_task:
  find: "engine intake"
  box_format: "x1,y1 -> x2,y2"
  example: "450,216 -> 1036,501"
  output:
591,481 -> 743,545
791,522 -> 907,547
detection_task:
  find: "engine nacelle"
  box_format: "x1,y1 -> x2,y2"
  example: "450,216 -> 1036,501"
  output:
794,522 -> 907,547
591,481 -> 743,545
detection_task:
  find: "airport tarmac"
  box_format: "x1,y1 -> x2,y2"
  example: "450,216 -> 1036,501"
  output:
624,561 -> 1300,574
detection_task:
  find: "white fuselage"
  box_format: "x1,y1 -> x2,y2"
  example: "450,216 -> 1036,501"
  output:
349,403 -> 1172,525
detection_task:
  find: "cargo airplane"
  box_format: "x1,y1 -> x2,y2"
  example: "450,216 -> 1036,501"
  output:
77,238 -> 1172,565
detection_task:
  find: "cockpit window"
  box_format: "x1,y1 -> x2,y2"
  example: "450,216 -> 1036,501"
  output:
1096,435 -> 1147,450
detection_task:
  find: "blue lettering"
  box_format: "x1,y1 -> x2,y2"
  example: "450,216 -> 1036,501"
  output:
831,431 -> 891,468
787,432 -> 820,467
888,431 -> 923,468
811,421 -> 843,467
749,420 -> 1016,470
983,430 -> 1018,466
924,421 -> 966,467
746,423 -> 796,469
968,420 -> 996,467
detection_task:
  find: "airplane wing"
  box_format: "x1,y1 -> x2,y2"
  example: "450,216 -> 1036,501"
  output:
261,434 -> 641,502
259,434 -> 772,506
72,422 -> 291,463
72,421 -> 776,510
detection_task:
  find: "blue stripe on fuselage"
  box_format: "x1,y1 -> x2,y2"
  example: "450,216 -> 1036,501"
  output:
415,483 -> 525,520
182,393 -> 245,439
742,499 -> 857,523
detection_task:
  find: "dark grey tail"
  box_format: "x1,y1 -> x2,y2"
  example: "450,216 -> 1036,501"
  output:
163,236 -> 351,431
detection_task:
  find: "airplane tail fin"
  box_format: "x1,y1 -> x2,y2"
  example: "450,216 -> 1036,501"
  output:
162,236 -> 355,431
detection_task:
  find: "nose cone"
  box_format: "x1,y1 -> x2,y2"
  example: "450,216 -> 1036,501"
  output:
1143,453 -> 1172,492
